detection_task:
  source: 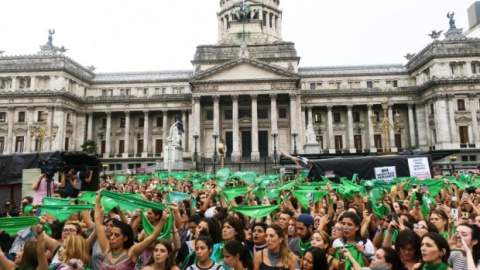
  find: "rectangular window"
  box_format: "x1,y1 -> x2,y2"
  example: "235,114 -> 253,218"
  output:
374,134 -> 382,149
162,88 -> 166,94
457,99 -> 465,111
119,140 -> 125,153
328,82 -> 335,89
0,112 -> 6,122
354,135 -> 362,150
239,109 -> 252,118
156,117 -> 163,127
138,117 -> 145,128
64,137 -> 69,151
314,113 -> 322,123
0,137 -> 4,153
258,109 -> 268,119
279,108 -> 287,118
206,110 -> 214,120
470,155 -> 477,162
155,88 -> 160,95
472,63 -> 478,74
395,134 -> 402,149
348,82 -> 353,89
102,118 -> 107,128
102,90 -> 107,96
309,83 -> 316,90
316,83 -> 322,89
353,111 -> 360,122
143,88 -> 149,95
336,82 -> 341,89
374,111 -> 380,122
224,110 -> 232,120
333,112 -> 341,123
392,80 -> 398,87
335,135 -> 343,150
367,81 -> 373,88
462,156 -> 469,162
37,111 -> 44,121
459,126 -> 469,143
66,114 -> 71,124
18,111 -> 25,122
15,136 -> 24,153
120,118 -> 126,128
430,104 -> 434,115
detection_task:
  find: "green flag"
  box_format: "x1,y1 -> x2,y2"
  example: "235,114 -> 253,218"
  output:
231,205 -> 279,219
371,203 -> 390,219
77,191 -> 97,204
165,191 -> 191,203
141,211 -> 174,239
0,216 -> 39,236
136,174 -> 152,183
266,187 -> 280,200
114,175 -> 128,183
39,204 -> 94,222
230,171 -> 259,184
216,168 -> 231,181
334,245 -> 364,269
100,190 -> 165,213
291,190 -> 328,209
43,197 -> 72,206
222,186 -> 248,202
278,180 -> 298,191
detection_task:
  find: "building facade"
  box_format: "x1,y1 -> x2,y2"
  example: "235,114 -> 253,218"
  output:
1,0 -> 480,171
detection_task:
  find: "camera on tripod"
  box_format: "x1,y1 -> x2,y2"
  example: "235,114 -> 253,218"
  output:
38,158 -> 67,179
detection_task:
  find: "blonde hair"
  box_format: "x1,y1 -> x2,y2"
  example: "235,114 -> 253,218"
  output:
62,235 -> 90,265
268,224 -> 295,268
313,230 -> 331,249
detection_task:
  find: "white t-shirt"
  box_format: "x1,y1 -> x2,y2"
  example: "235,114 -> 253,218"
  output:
332,238 -> 375,258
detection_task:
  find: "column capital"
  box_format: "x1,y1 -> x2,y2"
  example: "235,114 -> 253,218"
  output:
367,104 -> 373,109
446,94 -> 455,101
468,93 -> 477,100
232,95 -> 239,101
326,105 -> 333,109
193,96 -> 201,102
125,111 -> 130,115
27,106 -> 35,112
106,111 -> 111,116
289,92 -> 296,98
143,110 -> 149,114
347,104 -> 353,110
213,95 -> 220,101
269,93 -> 277,99
407,102 -> 414,108
7,106 -> 15,112
162,109 -> 168,113
250,94 -> 258,100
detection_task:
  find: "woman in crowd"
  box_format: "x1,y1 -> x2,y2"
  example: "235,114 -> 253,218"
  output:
429,210 -> 449,238
94,193 -> 170,269
413,233 -> 451,270
394,230 -> 421,270
0,224 -> 48,270
310,230 -> 338,270
186,236 -> 224,270
343,247 -> 405,270
332,212 -> 375,266
301,247 -> 327,270
50,235 -> 90,270
223,240 -> 253,270
448,224 -> 480,270
142,239 -> 180,270
413,220 -> 438,238
331,222 -> 344,241
253,224 -> 296,270
31,172 -> 65,205
247,223 -> 267,254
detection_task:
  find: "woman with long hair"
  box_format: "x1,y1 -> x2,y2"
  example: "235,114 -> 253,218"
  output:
94,194 -> 170,269
343,247 -> 405,270
413,220 -> 438,238
223,240 -> 253,270
310,230 -> 338,270
332,212 -> 375,266
395,230 -> 421,270
0,224 -> 48,270
247,223 -> 267,254
186,236 -> 225,270
413,233 -> 452,270
142,239 -> 180,270
301,247 -> 327,270
429,210 -> 449,238
215,217 -> 246,264
50,235 -> 90,270
253,224 -> 296,270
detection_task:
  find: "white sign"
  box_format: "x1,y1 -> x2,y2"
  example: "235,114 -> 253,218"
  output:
374,166 -> 397,181
408,157 -> 431,179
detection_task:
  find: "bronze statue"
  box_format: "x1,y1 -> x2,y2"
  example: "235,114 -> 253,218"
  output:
447,12 -> 456,29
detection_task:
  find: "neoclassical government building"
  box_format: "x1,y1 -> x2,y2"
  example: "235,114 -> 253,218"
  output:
1,0 -> 480,171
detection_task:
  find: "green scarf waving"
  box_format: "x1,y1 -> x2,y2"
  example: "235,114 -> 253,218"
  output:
422,262 -> 449,270
335,245 -> 364,270
299,239 -> 311,257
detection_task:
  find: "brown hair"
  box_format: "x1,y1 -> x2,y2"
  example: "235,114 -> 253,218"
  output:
313,230 -> 331,249
65,220 -> 82,234
267,224 -> 295,268
62,235 -> 90,265
18,241 -> 38,268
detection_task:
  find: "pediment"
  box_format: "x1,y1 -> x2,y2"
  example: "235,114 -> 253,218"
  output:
191,58 -> 299,83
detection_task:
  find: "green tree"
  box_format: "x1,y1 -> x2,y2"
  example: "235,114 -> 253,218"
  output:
80,140 -> 98,154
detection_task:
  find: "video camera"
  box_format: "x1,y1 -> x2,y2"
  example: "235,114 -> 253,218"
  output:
38,158 -> 67,179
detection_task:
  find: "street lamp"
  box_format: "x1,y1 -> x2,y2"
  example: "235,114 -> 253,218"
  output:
193,132 -> 199,171
291,131 -> 298,156
370,103 -> 401,152
449,155 -> 457,175
30,112 -> 59,152
212,132 -> 219,174
271,132 -> 278,166
102,164 -> 108,179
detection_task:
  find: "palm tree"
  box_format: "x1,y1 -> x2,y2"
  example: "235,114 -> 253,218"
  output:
80,140 -> 98,154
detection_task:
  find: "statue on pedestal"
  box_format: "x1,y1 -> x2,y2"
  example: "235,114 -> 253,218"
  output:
306,124 -> 317,143
447,12 -> 456,29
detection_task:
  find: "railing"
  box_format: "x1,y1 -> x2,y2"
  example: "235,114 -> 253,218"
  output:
196,157 -> 277,174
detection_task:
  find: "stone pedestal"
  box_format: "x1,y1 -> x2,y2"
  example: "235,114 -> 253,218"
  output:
251,151 -> 260,162
304,143 -> 321,154
164,145 -> 184,169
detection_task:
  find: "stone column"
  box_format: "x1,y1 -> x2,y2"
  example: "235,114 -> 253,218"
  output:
408,103 -> 416,147
347,105 -> 355,151
466,61 -> 473,77
10,76 -> 16,91
87,112 -> 93,140
6,107 -> 14,153
447,95 -> 458,145
424,104 -> 431,146
367,104 -> 376,151
123,111 -> 130,158
162,110 -> 168,157
251,94 -> 260,161
469,93 -> 480,143
54,106 -> 66,151
327,105 -> 334,153
188,109 -> 194,157
213,95 -> 220,134
388,104 -> 397,152
289,93 -> 297,152
26,106 -> 34,152
434,95 -> 451,149
142,110 -> 149,157
46,106 -> 54,151
194,96 -> 202,156
270,93 -> 278,132
415,104 -> 427,148
307,106 -> 313,125
232,95 -> 241,161
30,76 -> 36,91
182,110 -> 187,152
296,94 -> 304,153
105,112 -> 111,158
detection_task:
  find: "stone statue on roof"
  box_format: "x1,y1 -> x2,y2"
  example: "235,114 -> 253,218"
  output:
48,29 -> 55,45
447,12 -> 456,29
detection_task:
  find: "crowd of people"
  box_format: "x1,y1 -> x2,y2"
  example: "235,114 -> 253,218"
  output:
0,156 -> 480,270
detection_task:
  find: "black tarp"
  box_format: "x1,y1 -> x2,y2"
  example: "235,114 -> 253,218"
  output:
310,154 -> 433,181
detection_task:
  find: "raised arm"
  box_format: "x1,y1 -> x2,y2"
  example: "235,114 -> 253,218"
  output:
34,224 -> 48,270
31,173 -> 46,190
0,246 -> 17,270
94,193 -> 109,254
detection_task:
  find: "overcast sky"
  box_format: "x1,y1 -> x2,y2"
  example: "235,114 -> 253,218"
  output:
0,0 -> 475,72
